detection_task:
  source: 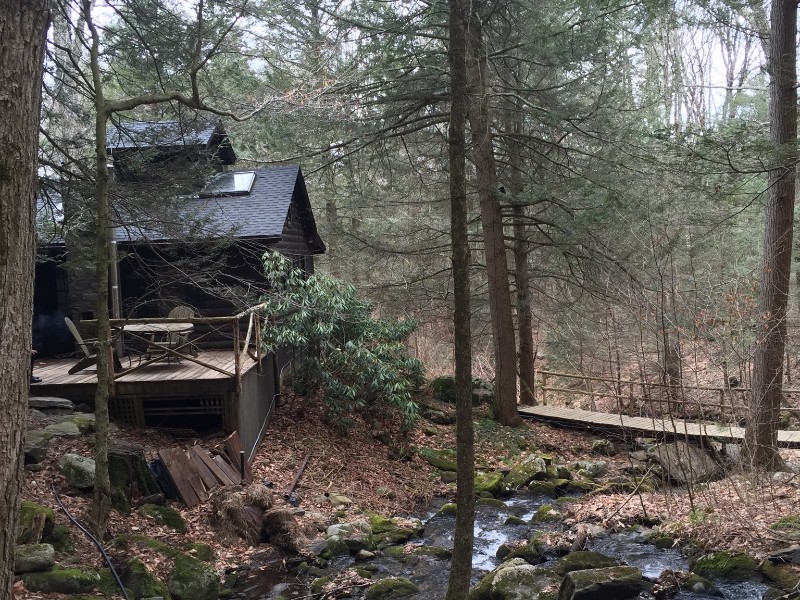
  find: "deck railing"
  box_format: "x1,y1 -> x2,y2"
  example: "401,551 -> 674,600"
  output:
538,369 -> 800,424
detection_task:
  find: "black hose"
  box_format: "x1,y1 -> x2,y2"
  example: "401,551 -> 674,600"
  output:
50,481 -> 130,600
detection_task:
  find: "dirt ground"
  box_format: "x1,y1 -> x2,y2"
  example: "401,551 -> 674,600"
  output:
17,391 -> 800,598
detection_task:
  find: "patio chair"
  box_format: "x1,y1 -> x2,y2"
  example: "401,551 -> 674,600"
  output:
148,305 -> 197,360
65,317 -> 122,374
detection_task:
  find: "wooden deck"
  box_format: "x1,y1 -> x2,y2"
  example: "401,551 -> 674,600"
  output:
518,404 -> 800,449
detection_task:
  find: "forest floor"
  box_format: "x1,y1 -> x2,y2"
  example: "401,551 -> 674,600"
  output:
17,389 -> 800,599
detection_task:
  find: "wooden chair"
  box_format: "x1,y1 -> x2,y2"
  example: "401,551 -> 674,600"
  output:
148,305 -> 197,360
65,317 -> 122,374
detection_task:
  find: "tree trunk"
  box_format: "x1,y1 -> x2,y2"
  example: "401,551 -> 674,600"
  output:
444,0 -> 474,597
85,0 -> 113,534
746,0 -> 796,471
0,2 -> 49,597
466,6 -> 519,426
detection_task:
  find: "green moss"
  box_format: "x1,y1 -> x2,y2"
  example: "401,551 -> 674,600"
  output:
648,531 -> 676,549
505,542 -> 544,564
112,534 -> 181,559
411,546 -> 452,559
532,504 -> 561,523
22,567 -> 101,594
435,503 -> 458,517
311,576 -> 333,593
476,497 -> 506,508
118,558 -> 172,600
43,524 -> 74,553
770,515 -> 800,531
504,515 -> 527,526
691,551 -> 758,580
167,553 -> 219,600
419,447 -> 457,471
184,542 -> 214,562
553,551 -> 618,576
365,576 -> 419,599
17,500 -> 55,544
474,471 -> 504,496
528,481 -> 558,497
139,503 -> 187,533
760,560 -> 800,591
384,545 -> 409,560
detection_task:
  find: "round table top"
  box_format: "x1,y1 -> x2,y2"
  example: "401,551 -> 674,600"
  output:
119,322 -> 194,334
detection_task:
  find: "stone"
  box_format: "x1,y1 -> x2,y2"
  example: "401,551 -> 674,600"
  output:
571,460 -> 608,478
44,420 -> 81,437
111,444 -> 163,515
504,454 -> 547,489
558,566 -> 643,600
28,396 -> 74,411
119,557 -> 170,600
14,543 -> 55,573
43,524 -> 73,553
327,492 -> 353,506
168,553 -> 220,600
419,447 -> 457,471
365,576 -> 418,599
440,471 -> 457,484
22,567 -> 101,594
553,551 -> 618,576
325,519 -> 372,555
368,514 -> 418,546
16,500 -> 55,544
591,439 -> 617,456
357,549 -> 376,561
474,471 -> 504,496
468,558 -> 560,600
646,441 -> 723,485
24,430 -> 53,466
58,453 -> 96,489
760,560 -> 800,591
690,551 -> 758,580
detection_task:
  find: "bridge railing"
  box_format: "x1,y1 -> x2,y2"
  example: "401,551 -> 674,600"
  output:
537,370 -> 800,424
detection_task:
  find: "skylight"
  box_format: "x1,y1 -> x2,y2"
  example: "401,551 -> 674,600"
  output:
200,171 -> 256,197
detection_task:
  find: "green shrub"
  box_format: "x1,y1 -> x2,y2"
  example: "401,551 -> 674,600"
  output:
261,253 -> 424,431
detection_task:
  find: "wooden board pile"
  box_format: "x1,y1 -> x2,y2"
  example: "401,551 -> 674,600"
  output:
157,431 -> 254,507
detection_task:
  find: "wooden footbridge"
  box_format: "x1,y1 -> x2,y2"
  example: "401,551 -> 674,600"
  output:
518,370 -> 800,449
518,404 -> 800,448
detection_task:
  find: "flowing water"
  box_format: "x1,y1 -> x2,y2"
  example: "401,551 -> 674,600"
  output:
234,492 -> 773,599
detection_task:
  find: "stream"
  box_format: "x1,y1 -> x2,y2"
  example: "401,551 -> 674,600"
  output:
234,492 -> 773,600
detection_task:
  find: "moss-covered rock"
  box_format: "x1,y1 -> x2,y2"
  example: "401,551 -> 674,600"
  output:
553,551 -> 618,576
532,505 -> 563,524
365,576 -> 419,599
411,545 -> 452,559
167,554 -> 219,600
475,471 -> 504,496
760,559 -> 800,591
528,481 -> 558,497
138,503 -> 187,533
310,575 -> 332,594
690,551 -> 758,580
368,514 -> 418,546
16,500 -> 55,544
58,453 -> 95,490
505,542 -> 545,565
43,524 -> 74,553
435,502 -> 458,517
505,515 -> 527,526
558,565 -> 643,600
419,447 -> 457,471
647,530 -> 676,550
111,558 -> 172,600
504,454 -> 547,489
14,543 -> 55,573
468,558 -> 559,600
476,497 -> 506,509
184,542 -> 214,562
21,567 -> 101,594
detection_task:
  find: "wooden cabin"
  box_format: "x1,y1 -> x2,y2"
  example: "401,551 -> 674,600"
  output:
32,119 -> 325,456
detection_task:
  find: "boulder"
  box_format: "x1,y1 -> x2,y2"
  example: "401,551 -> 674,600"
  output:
554,551 -> 618,576
558,566 -> 643,600
475,471 -> 504,496
44,420 -> 81,437
571,460 -> 608,479
690,551 -> 758,580
16,500 -> 55,544
14,543 -> 55,573
504,454 -> 547,489
326,519 -> 373,555
368,514 -> 419,546
591,439 -> 617,456
168,553 -> 219,600
468,558 -> 559,600
58,453 -> 96,490
24,430 -> 52,466
120,557 -> 171,599
22,567 -> 101,594
365,576 -> 418,599
646,441 -> 723,485
28,396 -> 74,411
419,447 -> 457,471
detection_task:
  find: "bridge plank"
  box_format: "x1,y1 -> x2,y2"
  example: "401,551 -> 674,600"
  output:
519,405 -> 800,449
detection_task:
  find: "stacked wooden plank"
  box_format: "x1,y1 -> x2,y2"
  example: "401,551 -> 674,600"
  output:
157,432 -> 253,508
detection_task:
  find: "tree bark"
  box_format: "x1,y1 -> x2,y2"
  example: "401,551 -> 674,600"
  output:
466,5 -> 519,426
0,1 -> 49,597
746,0 -> 796,471
444,0 -> 474,597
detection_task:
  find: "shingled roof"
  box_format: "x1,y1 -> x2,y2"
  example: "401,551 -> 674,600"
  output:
107,119 -> 236,164
116,165 -> 325,254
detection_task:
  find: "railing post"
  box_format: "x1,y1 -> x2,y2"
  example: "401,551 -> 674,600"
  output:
233,317 -> 241,393
541,372 -> 547,405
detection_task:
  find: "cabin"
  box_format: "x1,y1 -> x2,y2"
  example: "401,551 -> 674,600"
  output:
32,119 -> 325,456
